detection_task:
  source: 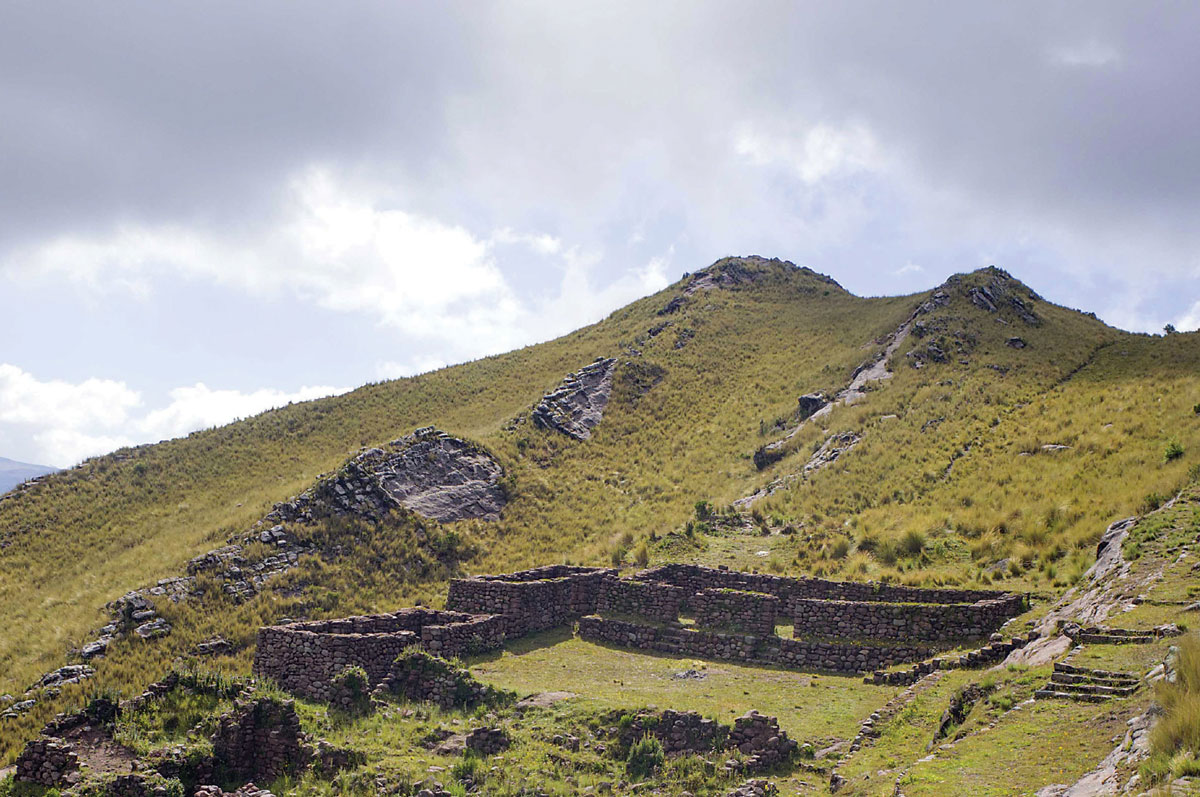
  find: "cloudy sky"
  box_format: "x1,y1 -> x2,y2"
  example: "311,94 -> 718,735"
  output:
2,2 -> 1199,468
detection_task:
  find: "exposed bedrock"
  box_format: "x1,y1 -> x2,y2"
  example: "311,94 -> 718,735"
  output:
271,426 -> 506,524
532,357 -> 618,441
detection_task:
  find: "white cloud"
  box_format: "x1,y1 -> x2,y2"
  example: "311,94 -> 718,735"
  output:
0,363 -> 347,467
1176,300 -> 1200,333
375,357 -> 448,380
4,165 -> 664,358
734,122 -> 882,184
1050,39 -> 1121,68
894,262 -> 923,276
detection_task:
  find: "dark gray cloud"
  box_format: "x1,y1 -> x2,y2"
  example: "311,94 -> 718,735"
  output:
3,1 -> 1199,466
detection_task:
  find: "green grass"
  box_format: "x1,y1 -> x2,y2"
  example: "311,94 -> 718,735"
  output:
469,628 -> 899,746
2,258 -> 1200,792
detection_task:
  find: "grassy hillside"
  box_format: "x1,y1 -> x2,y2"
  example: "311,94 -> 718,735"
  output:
1,256 -> 1198,785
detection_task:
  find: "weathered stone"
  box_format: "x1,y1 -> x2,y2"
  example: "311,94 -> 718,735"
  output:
531,358 -> 618,441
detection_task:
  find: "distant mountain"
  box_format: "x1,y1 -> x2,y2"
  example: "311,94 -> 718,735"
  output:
0,456 -> 58,494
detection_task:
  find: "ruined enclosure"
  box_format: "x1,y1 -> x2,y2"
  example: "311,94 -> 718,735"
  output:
256,563 -> 1027,700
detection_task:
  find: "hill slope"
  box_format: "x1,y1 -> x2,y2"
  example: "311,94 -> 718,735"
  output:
0,457 -> 56,495
1,256 -> 1198,793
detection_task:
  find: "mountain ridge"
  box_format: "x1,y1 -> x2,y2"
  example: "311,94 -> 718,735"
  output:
0,255 -> 1197,795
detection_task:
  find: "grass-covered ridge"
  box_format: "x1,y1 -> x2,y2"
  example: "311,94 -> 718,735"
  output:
1,255 -> 1199,790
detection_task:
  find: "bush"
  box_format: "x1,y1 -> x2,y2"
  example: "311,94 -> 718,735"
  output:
1194,403 -> 1200,416
1165,440 -> 1185,462
332,665 -> 372,715
694,500 -> 713,520
1140,492 -> 1167,514
900,529 -> 927,557
830,538 -> 852,560
626,734 -> 666,779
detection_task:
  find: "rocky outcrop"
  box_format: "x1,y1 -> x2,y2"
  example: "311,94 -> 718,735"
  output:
532,358 -> 618,441
270,427 -> 506,524
804,432 -> 861,474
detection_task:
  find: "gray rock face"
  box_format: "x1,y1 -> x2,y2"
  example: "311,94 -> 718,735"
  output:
804,432 -> 862,474
531,358 -> 618,441
271,427 -> 507,524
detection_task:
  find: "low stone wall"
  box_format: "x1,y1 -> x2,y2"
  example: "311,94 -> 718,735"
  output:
637,564 -> 1020,607
618,709 -> 726,755
791,596 -> 1015,642
15,738 -> 79,787
729,711 -> 797,772
693,588 -> 779,636
595,576 -> 686,622
253,608 -> 505,701
447,566 -> 613,635
578,616 -> 931,673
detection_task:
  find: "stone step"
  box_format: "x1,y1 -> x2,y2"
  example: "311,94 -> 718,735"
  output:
1078,633 -> 1155,645
1053,663 -> 1139,680
1050,672 -> 1140,687
1046,680 -> 1139,697
1034,689 -> 1114,703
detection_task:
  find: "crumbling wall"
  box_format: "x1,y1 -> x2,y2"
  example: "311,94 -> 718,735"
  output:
253,609 -> 505,701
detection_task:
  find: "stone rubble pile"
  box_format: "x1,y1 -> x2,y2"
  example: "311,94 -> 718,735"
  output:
725,711 -> 798,773
464,726 -> 510,755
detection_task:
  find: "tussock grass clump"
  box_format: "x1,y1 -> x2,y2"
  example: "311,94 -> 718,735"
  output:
1143,633 -> 1200,784
626,733 -> 666,779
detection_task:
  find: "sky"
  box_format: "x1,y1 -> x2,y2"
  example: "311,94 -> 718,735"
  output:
3,2 -> 1199,468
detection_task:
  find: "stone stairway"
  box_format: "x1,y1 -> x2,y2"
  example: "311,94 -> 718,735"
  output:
1068,623 -> 1181,645
1034,662 -> 1141,702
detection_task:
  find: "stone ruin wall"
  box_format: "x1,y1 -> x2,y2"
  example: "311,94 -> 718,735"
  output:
595,576 -> 687,623
255,563 -> 1026,702
790,596 -> 1020,643
445,565 -> 615,634
692,588 -> 780,636
577,616 -> 932,673
637,563 -> 1021,608
253,608 -> 506,700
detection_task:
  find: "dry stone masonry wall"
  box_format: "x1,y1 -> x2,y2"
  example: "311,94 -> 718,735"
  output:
256,563 -> 1025,701
790,596 -> 1019,643
693,588 -> 780,636
254,609 -> 505,701
596,576 -> 687,623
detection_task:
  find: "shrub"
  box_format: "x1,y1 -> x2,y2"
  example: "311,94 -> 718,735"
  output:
876,539 -> 900,566
633,543 -> 650,567
694,500 -> 713,520
900,529 -> 927,557
1165,440 -> 1185,462
830,538 -> 852,560
332,665 -> 372,715
1194,403 -> 1200,416
626,734 -> 666,779
1140,492 -> 1167,514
